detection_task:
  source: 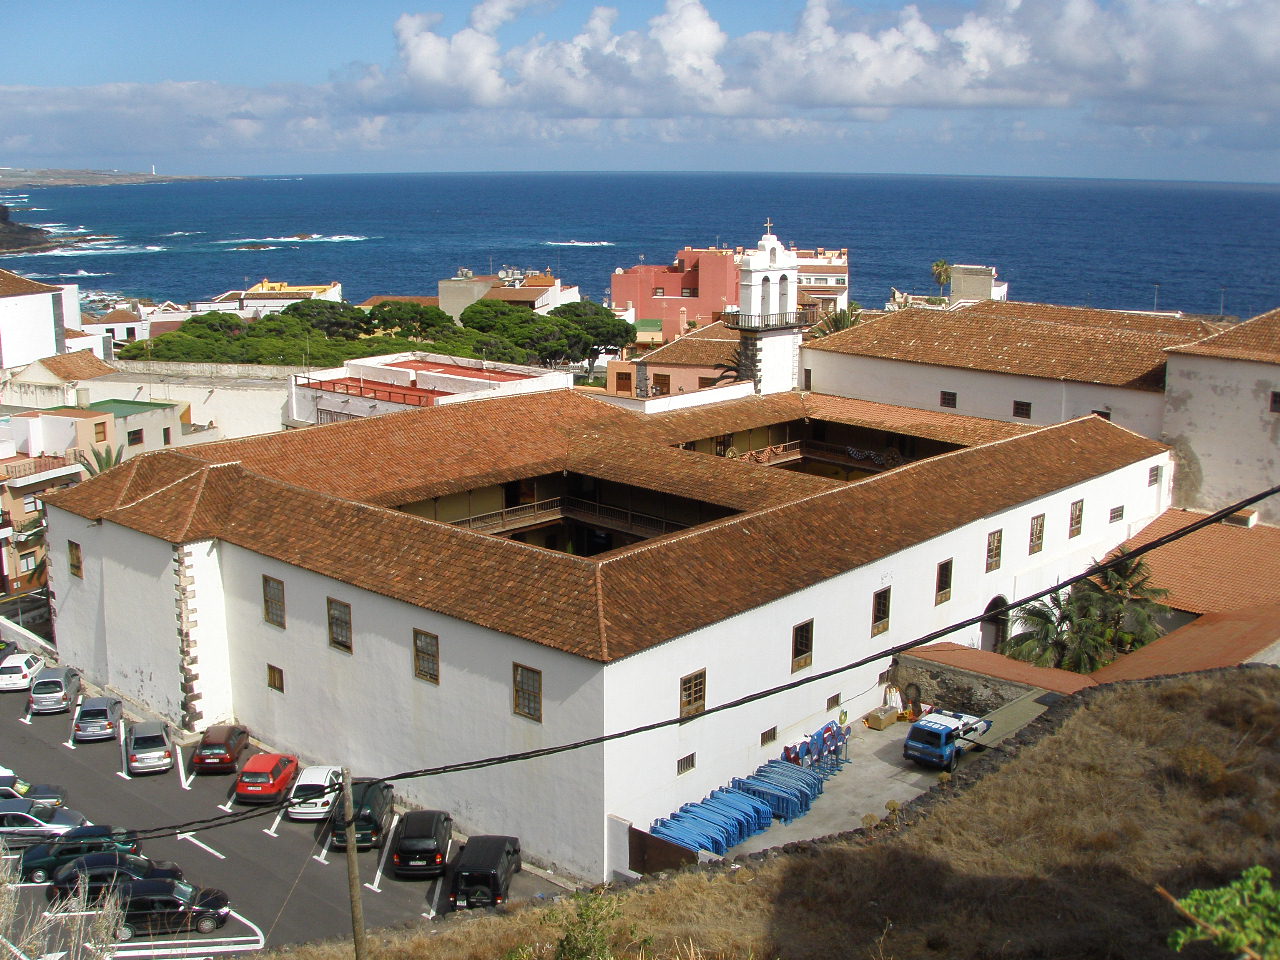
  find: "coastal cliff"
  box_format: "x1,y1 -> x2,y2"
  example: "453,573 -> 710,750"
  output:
0,205 -> 57,253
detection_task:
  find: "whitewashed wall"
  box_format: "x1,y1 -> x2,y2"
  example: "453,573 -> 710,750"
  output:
803,351 -> 1166,438
0,294 -> 58,370
1163,353 -> 1280,524
83,377 -> 289,439
183,539 -> 234,724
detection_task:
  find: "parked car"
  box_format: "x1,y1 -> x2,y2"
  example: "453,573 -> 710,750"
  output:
286,765 -> 342,820
0,653 -> 45,692
112,878 -> 231,941
72,697 -> 124,742
125,721 -> 175,775
389,810 -> 452,879
191,724 -> 249,774
47,852 -> 183,902
0,799 -> 88,848
447,835 -> 521,910
20,826 -> 141,883
233,753 -> 298,804
0,775 -> 67,807
28,666 -> 81,714
328,779 -> 393,850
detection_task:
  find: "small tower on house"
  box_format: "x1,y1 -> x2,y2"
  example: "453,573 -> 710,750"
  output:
721,219 -> 809,394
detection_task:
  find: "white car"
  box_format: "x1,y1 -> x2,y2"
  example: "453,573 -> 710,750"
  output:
286,765 -> 342,820
0,654 -> 44,692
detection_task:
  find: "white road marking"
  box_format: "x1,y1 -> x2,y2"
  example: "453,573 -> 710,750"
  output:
176,751 -> 192,791
424,836 -> 452,918
312,831 -> 332,865
216,798 -> 234,814
261,808 -> 284,838
19,710 -> 31,726
178,833 -> 226,860
362,814 -> 398,893
117,736 -> 131,780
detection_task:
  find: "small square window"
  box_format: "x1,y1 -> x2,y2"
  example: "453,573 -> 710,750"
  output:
1028,514 -> 1045,555
676,753 -> 696,775
327,598 -> 352,652
1069,500 -> 1084,538
653,287 -> 665,297
19,553 -> 35,573
935,559 -> 953,605
22,495 -> 38,514
262,576 -> 285,627
413,629 -> 439,684
1109,505 -> 1125,523
939,390 -> 957,409
68,541 -> 83,579
126,429 -> 144,446
162,427 -> 172,446
871,587 -> 891,636
1271,391 -> 1280,413
791,620 -> 813,672
826,694 -> 841,711
680,669 -> 706,718
1012,400 -> 1032,419
513,663 -> 542,722
93,422 -> 107,443
1148,465 -> 1162,487
267,664 -> 284,692
651,374 -> 671,396
986,529 -> 1003,572
760,726 -> 778,746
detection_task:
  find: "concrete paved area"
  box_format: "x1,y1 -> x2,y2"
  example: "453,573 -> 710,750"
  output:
726,690 -> 1056,857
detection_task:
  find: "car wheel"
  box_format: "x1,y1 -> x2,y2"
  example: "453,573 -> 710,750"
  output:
117,924 -> 136,942
28,868 -> 49,883
196,916 -> 218,934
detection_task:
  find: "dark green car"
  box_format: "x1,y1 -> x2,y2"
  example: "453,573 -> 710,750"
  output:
20,826 -> 141,883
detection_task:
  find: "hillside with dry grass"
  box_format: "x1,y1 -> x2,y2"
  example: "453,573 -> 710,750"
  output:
279,668 -> 1280,960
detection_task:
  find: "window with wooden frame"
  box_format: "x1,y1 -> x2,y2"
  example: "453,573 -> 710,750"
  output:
262,576 -> 285,627
127,429 -> 144,446
676,753 -> 696,775
939,390 -> 957,409
19,553 -> 35,573
697,377 -> 717,389
651,374 -> 671,395
513,663 -> 542,722
1012,400 -> 1032,419
935,559 -> 953,605
760,727 -> 778,746
871,587 -> 891,636
1109,505 -> 1125,523
1148,465 -> 1162,487
680,669 -> 706,718
826,693 -> 841,711
327,598 -> 353,652
93,422 -> 107,443
267,664 -> 284,692
413,630 -> 439,684
1028,514 -> 1045,555
986,529 -> 1003,572
791,620 -> 814,672
68,541 -> 83,579
1069,499 -> 1084,538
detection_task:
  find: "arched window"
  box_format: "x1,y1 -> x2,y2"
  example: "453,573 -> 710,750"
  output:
778,274 -> 791,314
760,276 -> 773,317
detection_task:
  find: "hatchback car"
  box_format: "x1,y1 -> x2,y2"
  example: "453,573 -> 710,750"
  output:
0,653 -> 45,692
233,753 -> 298,804
191,724 -> 249,774
28,666 -> 81,714
47,852 -> 183,902
125,722 -> 175,775
20,826 -> 141,883
72,697 -> 124,742
286,765 -> 342,820
0,775 -> 67,808
389,809 -> 453,878
0,799 -> 88,848
113,878 -> 231,941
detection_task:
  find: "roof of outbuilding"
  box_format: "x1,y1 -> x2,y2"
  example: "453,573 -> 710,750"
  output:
0,268 -> 61,298
1090,604 -> 1280,683
640,322 -> 740,367
46,391 -> 1166,662
1165,306 -> 1280,364
35,350 -> 116,382
898,642 -> 1096,695
804,300 -> 1216,391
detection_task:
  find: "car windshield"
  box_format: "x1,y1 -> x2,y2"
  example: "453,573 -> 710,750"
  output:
31,681 -> 62,694
911,728 -> 944,748
79,709 -> 108,721
132,735 -> 166,749
291,785 -> 326,800
240,772 -> 270,784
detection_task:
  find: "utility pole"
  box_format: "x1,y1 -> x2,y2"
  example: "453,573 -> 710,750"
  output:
342,767 -> 367,960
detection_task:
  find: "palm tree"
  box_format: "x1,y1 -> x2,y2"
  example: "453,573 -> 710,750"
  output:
1002,588 -> 1115,673
1085,548 -> 1170,654
931,260 -> 952,296
78,444 -> 125,477
807,306 -> 863,339
712,345 -> 751,385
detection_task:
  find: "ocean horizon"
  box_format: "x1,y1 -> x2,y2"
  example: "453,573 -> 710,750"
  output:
3,171 -> 1278,320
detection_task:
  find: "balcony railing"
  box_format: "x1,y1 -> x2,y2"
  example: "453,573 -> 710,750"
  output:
294,376 -> 433,408
716,309 -> 820,330
725,440 -> 906,470
0,456 -> 76,481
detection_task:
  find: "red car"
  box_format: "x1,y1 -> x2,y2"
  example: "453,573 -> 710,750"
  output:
234,753 -> 299,804
191,724 -> 250,774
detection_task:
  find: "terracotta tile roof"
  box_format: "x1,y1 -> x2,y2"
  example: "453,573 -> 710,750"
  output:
1165,307 -> 1280,364
360,296 -> 440,308
0,269 -> 60,298
64,330 -> 91,339
1090,604 -> 1280,683
37,350 -> 115,382
1122,509 -> 1280,614
483,287 -> 549,304
98,308 -> 141,324
46,397 -> 1166,663
805,301 -> 1213,391
898,642 -> 1096,695
641,323 -> 739,367
148,320 -> 184,337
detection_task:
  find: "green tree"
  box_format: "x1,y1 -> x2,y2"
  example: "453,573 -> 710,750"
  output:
77,444 -> 125,476
1001,588 -> 1116,673
502,316 -> 592,365
931,259 -> 952,295
548,300 -> 635,375
1164,866 -> 1280,960
279,299 -> 370,339
458,300 -> 538,333
368,301 -> 453,339
712,345 -> 751,385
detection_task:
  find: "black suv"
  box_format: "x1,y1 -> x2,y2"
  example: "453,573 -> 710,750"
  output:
329,779 -> 393,850
447,835 -> 521,910
388,810 -> 452,878
114,878 -> 230,941
47,852 -> 183,902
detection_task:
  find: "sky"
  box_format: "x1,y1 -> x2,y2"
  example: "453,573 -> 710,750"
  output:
2,0 -> 1277,182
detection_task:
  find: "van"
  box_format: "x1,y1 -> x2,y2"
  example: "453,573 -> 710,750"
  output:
28,667 -> 81,714
328,779 -> 393,850
447,835 -> 521,910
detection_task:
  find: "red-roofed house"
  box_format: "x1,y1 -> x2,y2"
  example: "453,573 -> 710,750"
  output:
0,267 -> 84,369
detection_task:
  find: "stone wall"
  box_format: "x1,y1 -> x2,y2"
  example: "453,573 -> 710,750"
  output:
890,654 -> 1038,716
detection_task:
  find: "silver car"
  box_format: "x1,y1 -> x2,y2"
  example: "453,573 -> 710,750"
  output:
0,799 -> 88,848
28,666 -> 81,714
126,721 -> 175,774
73,697 -> 124,742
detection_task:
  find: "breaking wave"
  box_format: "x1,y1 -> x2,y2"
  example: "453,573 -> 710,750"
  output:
162,230 -> 204,237
543,240 -> 614,247
9,243 -> 167,258
214,233 -> 369,244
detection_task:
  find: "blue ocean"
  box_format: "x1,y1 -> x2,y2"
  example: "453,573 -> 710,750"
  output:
2,172 -> 1278,319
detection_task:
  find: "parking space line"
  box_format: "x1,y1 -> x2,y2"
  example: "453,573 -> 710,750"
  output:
19,708 -> 31,726
426,836 -> 453,917
312,829 -> 332,865
117,735 -> 132,780
178,832 -> 226,860
262,808 -> 285,838
216,798 -> 234,814
176,750 -> 193,790
362,814 -> 398,893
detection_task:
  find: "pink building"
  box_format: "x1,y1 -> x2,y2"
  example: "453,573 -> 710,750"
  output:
610,248 -> 738,343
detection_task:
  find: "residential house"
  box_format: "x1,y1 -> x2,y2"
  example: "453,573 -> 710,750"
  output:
188,279 -> 343,319
610,248 -> 739,343
605,322 -> 740,399
438,268 -> 581,321
0,350 -> 117,410
0,268 -> 83,368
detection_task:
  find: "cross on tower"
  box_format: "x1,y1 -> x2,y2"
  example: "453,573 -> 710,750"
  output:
764,217 -> 774,233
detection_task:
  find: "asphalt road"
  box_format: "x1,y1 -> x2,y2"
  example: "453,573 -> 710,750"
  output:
0,688 -> 564,955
